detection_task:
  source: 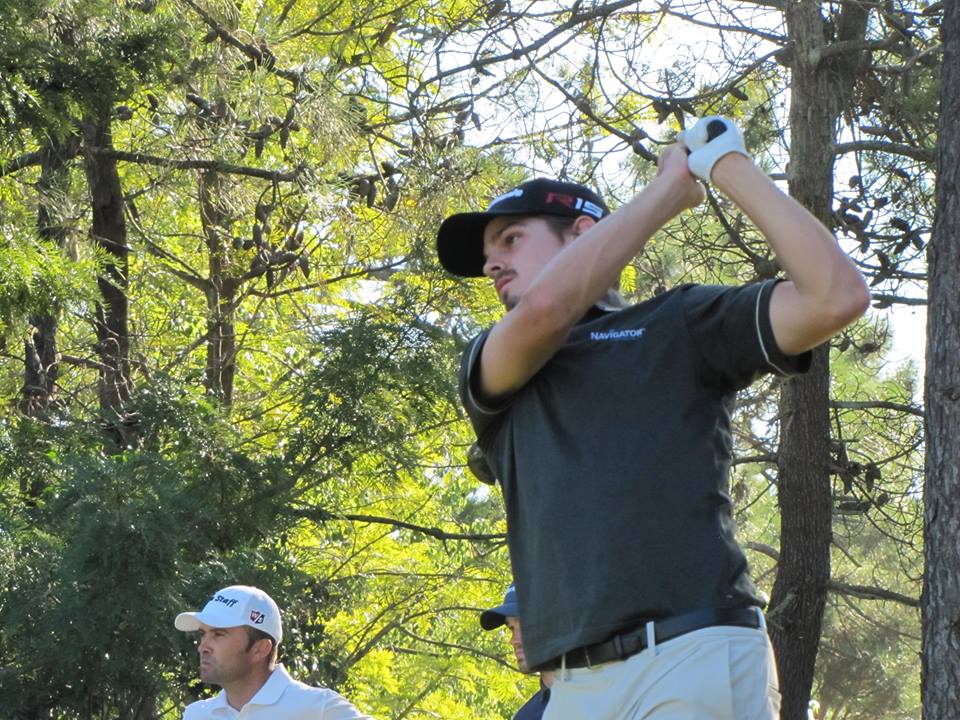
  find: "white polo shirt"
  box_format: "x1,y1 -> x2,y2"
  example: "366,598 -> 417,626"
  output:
182,665 -> 373,719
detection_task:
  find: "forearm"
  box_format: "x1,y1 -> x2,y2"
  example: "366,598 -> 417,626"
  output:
522,171 -> 693,329
712,155 -> 856,294
711,153 -> 869,352
478,156 -> 701,399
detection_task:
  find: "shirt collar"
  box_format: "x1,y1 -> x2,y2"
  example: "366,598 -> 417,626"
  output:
578,289 -> 628,324
210,665 -> 293,713
246,665 -> 293,706
208,690 -> 231,712
595,289 -> 629,312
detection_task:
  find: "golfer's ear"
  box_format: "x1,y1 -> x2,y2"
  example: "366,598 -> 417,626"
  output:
569,215 -> 597,239
252,637 -> 274,663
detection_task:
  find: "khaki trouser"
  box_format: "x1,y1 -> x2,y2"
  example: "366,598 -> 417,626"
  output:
542,622 -> 780,720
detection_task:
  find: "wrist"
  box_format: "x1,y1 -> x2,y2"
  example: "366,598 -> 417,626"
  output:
646,171 -> 702,219
709,151 -> 754,188
682,116 -> 749,182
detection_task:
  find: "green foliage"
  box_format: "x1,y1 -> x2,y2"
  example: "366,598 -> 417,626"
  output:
0,383 -> 288,712
0,1 -> 935,718
0,0 -> 184,139
0,236 -> 98,340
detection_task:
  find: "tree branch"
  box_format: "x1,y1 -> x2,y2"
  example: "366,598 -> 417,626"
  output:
414,0 -> 642,93
745,541 -> 919,607
733,453 -> 779,466
59,353 -> 110,371
829,580 -> 919,608
528,65 -> 657,162
744,540 -> 780,561
835,140 -> 935,163
175,0 -> 312,90
87,146 -> 305,182
658,5 -> 785,45
0,151 -> 43,178
393,625 -> 516,670
830,399 -> 924,418
870,292 -> 927,308
291,507 -> 506,542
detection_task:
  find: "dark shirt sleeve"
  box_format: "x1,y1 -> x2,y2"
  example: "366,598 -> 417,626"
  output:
683,280 -> 812,391
458,329 -> 512,444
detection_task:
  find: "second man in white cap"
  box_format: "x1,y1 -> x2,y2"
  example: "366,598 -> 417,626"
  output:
175,585 -> 373,719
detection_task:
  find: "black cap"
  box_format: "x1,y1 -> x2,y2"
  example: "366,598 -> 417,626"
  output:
437,178 -> 610,277
479,584 -> 519,631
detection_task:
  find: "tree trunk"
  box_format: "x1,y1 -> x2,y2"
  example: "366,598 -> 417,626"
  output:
20,141 -> 74,417
199,171 -> 239,409
921,2 -> 960,717
769,345 -> 832,719
82,112 -> 132,416
768,3 -> 868,717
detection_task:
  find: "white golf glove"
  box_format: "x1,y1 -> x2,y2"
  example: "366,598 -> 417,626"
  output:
679,116 -> 748,182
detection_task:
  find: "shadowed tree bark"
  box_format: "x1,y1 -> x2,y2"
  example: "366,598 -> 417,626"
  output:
20,141 -> 73,419
922,1 -> 960,717
17,138 -> 80,503
82,110 -> 132,416
200,171 -> 240,408
767,2 -> 869,717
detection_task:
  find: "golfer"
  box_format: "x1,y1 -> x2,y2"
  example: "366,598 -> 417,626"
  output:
437,117 -> 869,718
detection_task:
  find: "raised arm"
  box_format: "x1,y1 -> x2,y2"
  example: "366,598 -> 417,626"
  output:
684,117 -> 870,356
477,147 -> 704,401
712,157 -> 869,354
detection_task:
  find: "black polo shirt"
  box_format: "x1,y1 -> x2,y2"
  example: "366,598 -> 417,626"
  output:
460,281 -> 810,669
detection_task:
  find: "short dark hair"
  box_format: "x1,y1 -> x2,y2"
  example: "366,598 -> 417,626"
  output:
541,214 -> 580,239
497,214 -> 579,242
244,625 -> 276,655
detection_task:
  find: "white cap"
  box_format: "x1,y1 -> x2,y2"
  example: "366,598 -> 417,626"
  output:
175,585 -> 282,644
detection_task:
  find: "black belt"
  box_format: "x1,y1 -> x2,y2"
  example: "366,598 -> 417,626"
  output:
542,607 -> 761,670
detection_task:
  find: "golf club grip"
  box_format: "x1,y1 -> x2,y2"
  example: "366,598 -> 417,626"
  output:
706,119 -> 727,141
684,119 -> 729,155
